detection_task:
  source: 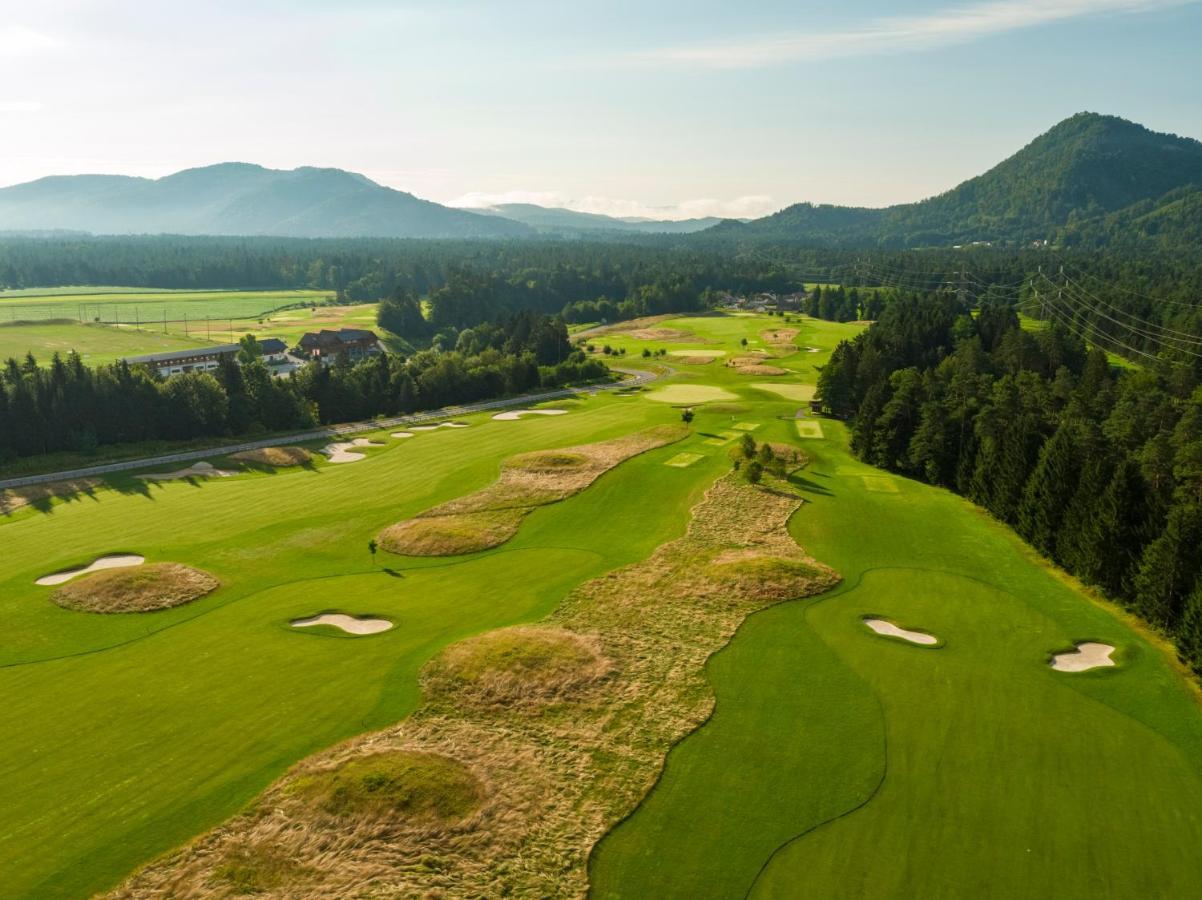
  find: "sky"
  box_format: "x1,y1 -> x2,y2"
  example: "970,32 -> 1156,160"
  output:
1,0 -> 1200,220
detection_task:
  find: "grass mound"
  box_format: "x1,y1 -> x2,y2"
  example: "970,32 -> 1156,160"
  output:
290,751 -> 484,822
212,845 -> 315,894
50,563 -> 218,613
229,446 -> 313,467
379,426 -> 686,557
425,627 -> 609,707
379,510 -> 525,557
706,551 -> 821,596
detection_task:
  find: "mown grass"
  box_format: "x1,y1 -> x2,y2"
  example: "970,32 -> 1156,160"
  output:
0,394 -> 714,898
589,314 -> 1202,900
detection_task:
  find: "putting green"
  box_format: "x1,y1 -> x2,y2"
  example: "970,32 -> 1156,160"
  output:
752,382 -> 816,402
646,384 -> 738,405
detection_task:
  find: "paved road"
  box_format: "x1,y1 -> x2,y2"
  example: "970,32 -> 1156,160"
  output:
0,367 -> 660,491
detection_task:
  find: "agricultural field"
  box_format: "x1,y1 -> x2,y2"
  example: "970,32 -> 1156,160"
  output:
0,287 -> 389,365
2,312 -> 1201,897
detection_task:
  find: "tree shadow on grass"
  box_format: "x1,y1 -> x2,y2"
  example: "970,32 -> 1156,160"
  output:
787,471 -> 835,497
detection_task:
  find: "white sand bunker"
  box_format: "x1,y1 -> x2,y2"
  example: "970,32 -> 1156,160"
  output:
493,409 -> 568,421
291,613 -> 393,635
137,461 -> 236,482
392,431 -> 415,439
1051,642 -> 1116,672
411,422 -> 470,432
864,617 -> 938,646
36,554 -> 145,586
321,439 -> 384,463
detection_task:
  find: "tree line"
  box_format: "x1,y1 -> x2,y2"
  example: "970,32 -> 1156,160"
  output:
0,313 -> 604,462
818,292 -> 1202,673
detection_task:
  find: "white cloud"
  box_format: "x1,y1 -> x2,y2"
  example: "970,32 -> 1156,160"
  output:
449,191 -> 778,221
0,100 -> 45,113
0,26 -> 66,57
629,0 -> 1195,69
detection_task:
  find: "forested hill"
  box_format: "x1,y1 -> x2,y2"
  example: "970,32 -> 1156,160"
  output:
705,113 -> 1202,249
0,164 -> 531,240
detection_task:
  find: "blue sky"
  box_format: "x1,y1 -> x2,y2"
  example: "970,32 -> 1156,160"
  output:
2,0 -> 1200,218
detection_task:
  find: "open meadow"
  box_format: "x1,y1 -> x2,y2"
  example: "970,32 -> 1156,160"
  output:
0,288 -> 398,365
2,311 -> 1201,897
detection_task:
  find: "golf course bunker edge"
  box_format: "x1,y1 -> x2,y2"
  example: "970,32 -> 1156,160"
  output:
291,613 -> 394,635
863,616 -> 939,646
36,554 -> 145,586
1050,641 -> 1117,672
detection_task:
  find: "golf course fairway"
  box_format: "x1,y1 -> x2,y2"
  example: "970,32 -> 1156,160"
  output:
3,310 -> 1201,898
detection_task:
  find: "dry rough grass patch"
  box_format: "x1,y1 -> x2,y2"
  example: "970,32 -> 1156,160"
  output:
733,364 -> 790,376
51,563 -> 219,613
425,627 -> 610,708
761,327 -> 800,346
229,446 -> 313,467
113,474 -> 838,898
379,426 -> 686,556
0,477 -> 102,515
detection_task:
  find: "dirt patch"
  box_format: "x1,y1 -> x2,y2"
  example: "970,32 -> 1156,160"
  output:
36,554 -> 145,586
379,426 -> 686,556
425,627 -> 610,708
291,613 -> 393,635
137,461 -> 237,482
114,473 -> 837,898
864,617 -> 938,646
761,328 -> 800,346
230,446 -> 313,467
676,356 -> 716,365
1050,641 -> 1116,672
0,477 -> 102,516
733,364 -> 790,376
51,562 -> 219,613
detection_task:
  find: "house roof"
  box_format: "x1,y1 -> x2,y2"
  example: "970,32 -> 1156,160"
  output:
125,337 -> 287,366
298,328 -> 380,349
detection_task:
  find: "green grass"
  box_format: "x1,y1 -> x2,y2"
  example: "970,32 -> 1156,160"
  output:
588,316 -> 1202,900
0,395 -> 720,897
0,287 -> 394,364
6,308 -> 1202,899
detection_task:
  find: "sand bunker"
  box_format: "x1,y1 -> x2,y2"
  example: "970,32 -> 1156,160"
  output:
668,349 -> 726,358
1050,642 -> 1116,672
864,617 -> 938,646
392,431 -> 415,438
752,382 -> 816,402
230,446 -> 313,467
36,554 -> 145,586
647,385 -> 738,405
380,425 -> 686,556
137,461 -> 237,482
492,409 -> 568,421
411,422 -> 469,432
321,439 -> 384,463
50,562 -> 219,613
292,613 -> 393,635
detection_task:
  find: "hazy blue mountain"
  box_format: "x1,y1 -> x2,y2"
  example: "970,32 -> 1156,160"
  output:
477,203 -> 725,235
0,163 -> 531,239
709,113 -> 1202,248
